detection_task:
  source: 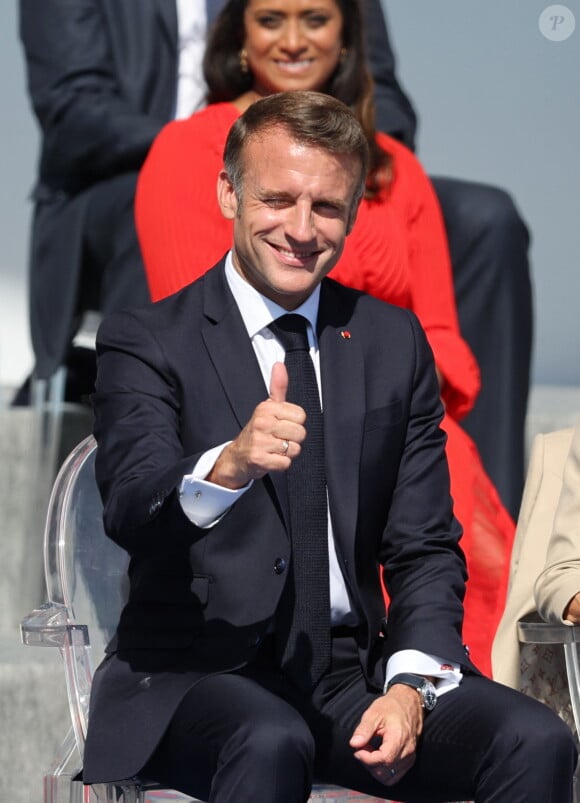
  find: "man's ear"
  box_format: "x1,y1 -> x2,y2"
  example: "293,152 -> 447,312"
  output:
217,170 -> 238,220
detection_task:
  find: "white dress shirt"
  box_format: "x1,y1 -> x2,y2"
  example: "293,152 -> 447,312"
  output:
178,252 -> 462,694
175,0 -> 210,118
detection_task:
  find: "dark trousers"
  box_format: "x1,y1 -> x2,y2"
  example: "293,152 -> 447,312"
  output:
82,171 -> 150,316
143,635 -> 576,803
62,173 -> 150,403
431,177 -> 533,520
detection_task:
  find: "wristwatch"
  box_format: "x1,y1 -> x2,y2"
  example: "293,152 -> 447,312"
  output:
386,673 -> 437,711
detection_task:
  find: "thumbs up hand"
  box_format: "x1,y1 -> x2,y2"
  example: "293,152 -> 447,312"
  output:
206,362 -> 306,489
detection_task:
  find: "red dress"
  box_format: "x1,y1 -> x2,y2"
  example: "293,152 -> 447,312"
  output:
135,102 -> 514,676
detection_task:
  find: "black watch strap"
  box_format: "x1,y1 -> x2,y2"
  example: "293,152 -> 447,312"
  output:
386,672 -> 437,711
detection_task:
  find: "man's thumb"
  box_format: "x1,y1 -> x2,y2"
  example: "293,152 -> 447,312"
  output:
349,722 -> 372,749
269,361 -> 288,403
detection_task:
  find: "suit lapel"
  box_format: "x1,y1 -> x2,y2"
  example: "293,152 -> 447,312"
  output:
200,263 -> 291,527
318,281 -> 365,558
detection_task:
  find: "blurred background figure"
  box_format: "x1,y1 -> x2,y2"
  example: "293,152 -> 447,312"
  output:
492,423 -> 578,734
535,420 -> 580,626
358,2 -> 533,522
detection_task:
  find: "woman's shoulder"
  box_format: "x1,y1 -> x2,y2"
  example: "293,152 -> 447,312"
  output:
375,130 -> 430,181
153,102 -> 240,148
375,130 -> 415,159
190,102 -> 241,126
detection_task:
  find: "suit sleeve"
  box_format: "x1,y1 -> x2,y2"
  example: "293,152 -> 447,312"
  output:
92,310 -> 204,552
377,310 -> 469,665
363,0 -> 418,150
534,423 -> 580,624
19,0 -> 165,193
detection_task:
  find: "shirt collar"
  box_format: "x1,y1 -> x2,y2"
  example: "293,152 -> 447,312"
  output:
224,251 -> 320,341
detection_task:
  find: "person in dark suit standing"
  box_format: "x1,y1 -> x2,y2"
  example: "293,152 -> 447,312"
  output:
83,91 -> 574,803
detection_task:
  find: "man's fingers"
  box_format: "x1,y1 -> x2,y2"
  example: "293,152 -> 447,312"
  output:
269,361 -> 288,403
350,706 -> 383,750
349,724 -> 374,750
365,754 -> 415,787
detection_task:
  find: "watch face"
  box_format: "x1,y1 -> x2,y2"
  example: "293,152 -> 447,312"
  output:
422,682 -> 437,711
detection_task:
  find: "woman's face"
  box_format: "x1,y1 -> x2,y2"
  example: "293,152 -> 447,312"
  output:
243,0 -> 344,97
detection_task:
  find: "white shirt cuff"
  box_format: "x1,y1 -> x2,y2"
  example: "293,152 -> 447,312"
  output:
178,442 -> 252,527
384,649 -> 463,696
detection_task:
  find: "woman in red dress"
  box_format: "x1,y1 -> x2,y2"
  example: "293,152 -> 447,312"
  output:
135,0 -> 514,676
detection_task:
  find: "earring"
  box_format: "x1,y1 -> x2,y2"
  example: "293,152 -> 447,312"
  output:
240,48 -> 249,74
340,47 -> 347,63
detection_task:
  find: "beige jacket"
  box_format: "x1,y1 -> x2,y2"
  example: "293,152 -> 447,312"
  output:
492,426 -> 575,688
534,421 -> 580,625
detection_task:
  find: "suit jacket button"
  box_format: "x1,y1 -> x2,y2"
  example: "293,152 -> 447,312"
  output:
274,557 -> 286,575
247,633 -> 261,647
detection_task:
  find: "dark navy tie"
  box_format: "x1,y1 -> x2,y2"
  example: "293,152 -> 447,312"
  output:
268,314 -> 331,691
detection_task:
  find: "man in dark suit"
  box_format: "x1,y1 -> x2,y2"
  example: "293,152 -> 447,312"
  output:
83,92 -> 574,803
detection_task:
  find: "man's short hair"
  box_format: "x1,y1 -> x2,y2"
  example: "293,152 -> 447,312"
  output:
223,91 -> 370,211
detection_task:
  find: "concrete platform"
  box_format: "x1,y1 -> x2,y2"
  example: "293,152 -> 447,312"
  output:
0,637 -> 69,803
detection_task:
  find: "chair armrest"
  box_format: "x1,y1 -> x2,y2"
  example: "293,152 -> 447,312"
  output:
21,602 -> 93,759
518,617 -> 580,740
20,602 -> 89,649
518,618 -> 580,645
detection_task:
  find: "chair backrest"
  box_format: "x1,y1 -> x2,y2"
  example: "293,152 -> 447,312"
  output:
43,434 -> 129,738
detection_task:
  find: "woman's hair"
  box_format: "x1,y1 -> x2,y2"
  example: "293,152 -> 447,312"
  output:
203,0 -> 391,198
224,91 -> 370,220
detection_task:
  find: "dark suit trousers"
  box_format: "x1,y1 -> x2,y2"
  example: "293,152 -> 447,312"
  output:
58,172 -> 151,401
142,635 -> 575,803
82,172 -> 150,317
431,177 -> 533,521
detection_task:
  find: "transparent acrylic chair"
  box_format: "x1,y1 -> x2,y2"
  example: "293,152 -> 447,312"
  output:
19,434 -> 173,803
20,435 -> 384,803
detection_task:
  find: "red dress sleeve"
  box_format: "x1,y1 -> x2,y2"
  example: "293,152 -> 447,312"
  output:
331,133 -> 480,421
384,134 -> 481,419
135,104 -> 239,301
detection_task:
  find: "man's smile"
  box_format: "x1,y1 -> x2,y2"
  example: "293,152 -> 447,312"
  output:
268,241 -> 323,264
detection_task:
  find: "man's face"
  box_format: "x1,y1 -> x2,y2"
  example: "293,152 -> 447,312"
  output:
217,127 -> 361,310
